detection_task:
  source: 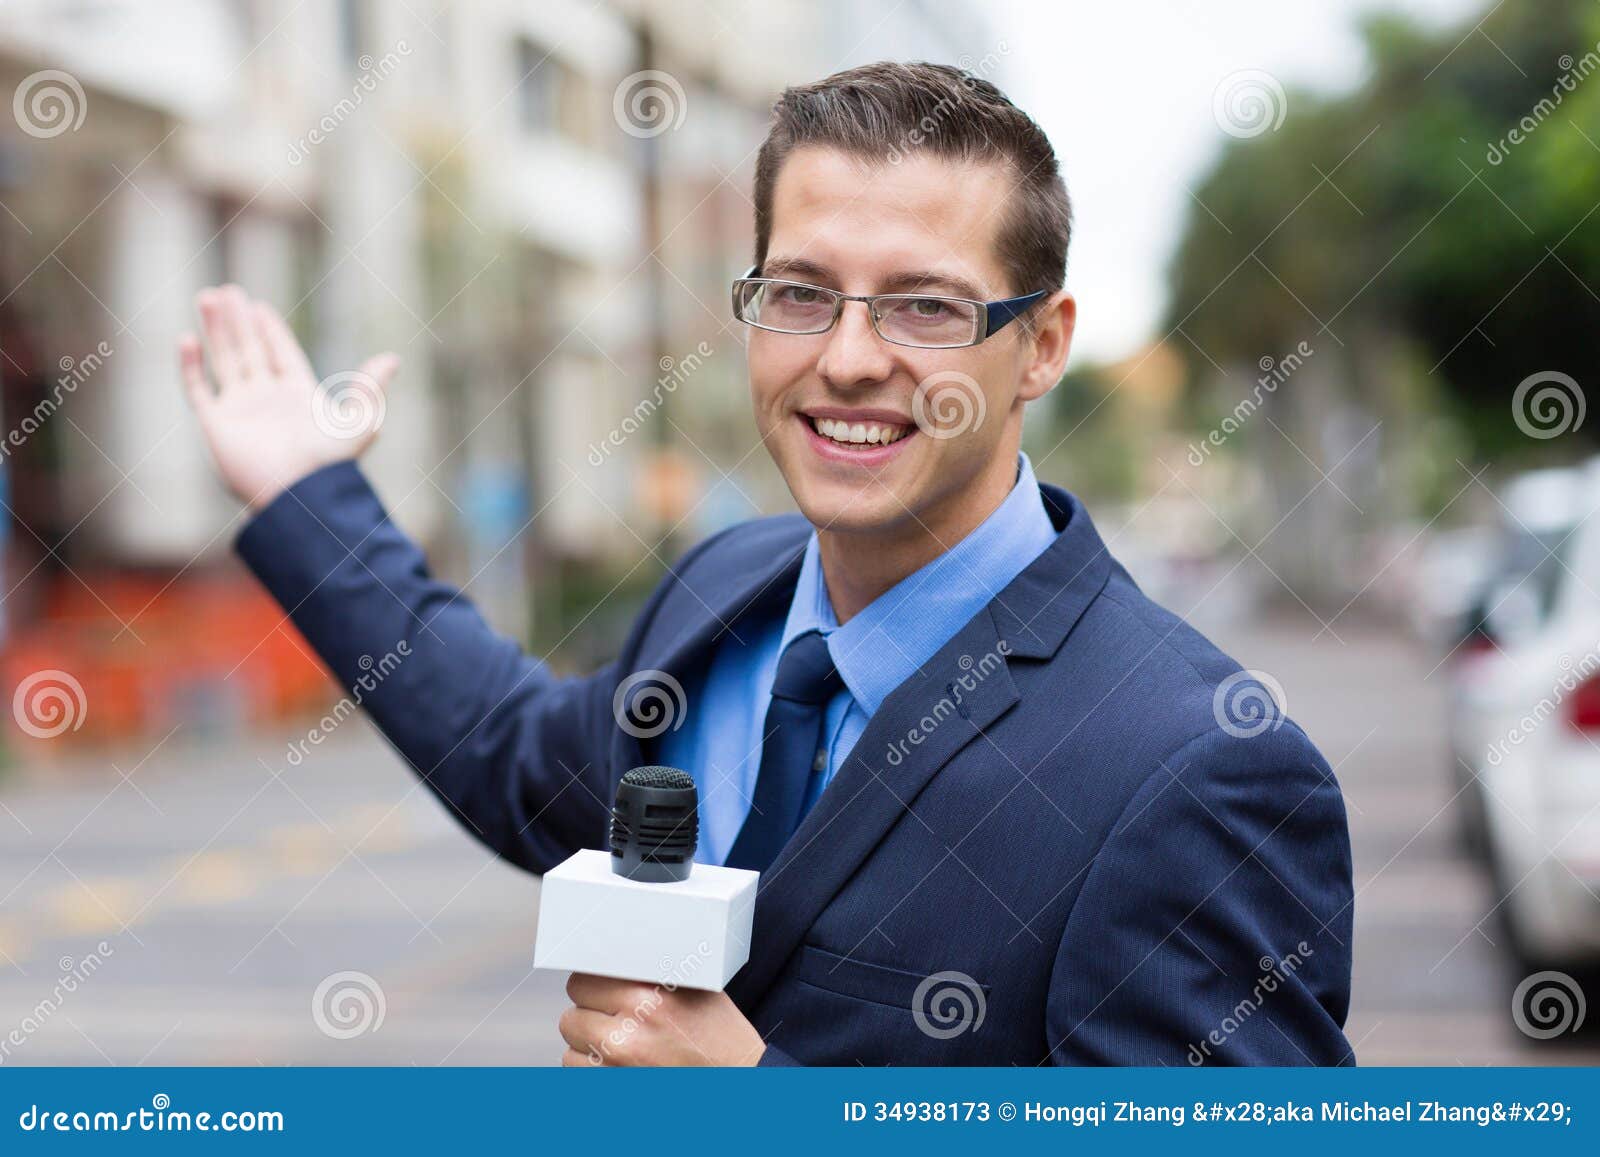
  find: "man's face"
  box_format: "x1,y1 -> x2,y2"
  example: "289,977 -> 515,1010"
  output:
748,146 -> 1054,540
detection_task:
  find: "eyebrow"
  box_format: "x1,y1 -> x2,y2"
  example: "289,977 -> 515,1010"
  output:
760,257 -> 988,301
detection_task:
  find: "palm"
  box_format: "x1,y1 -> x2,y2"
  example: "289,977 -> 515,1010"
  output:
178,286 -> 397,510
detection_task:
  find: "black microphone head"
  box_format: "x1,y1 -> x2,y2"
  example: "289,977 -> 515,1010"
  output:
611,766 -> 697,882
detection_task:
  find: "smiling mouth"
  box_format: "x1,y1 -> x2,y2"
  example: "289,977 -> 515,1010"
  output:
804,414 -> 912,448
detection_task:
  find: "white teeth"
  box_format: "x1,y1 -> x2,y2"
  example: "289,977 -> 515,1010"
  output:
810,416 -> 907,447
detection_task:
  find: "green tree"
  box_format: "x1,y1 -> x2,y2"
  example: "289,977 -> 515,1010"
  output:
1167,0 -> 1600,463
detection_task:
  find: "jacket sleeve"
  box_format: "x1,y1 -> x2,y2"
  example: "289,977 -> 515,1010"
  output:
755,1044 -> 802,1067
234,460 -> 627,873
1044,722 -> 1355,1066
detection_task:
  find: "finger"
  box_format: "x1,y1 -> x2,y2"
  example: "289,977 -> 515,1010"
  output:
250,304 -> 284,377
557,1005 -> 616,1057
177,333 -> 214,416
221,285 -> 269,381
196,288 -> 240,387
561,1047 -> 603,1068
564,971 -> 639,1015
252,301 -> 314,381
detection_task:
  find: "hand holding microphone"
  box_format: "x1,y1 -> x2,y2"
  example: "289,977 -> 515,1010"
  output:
539,767 -> 769,1066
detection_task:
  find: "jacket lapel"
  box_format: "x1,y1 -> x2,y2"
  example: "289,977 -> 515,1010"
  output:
726,604 -> 1022,1010
606,533 -> 808,784
725,482 -> 1113,1011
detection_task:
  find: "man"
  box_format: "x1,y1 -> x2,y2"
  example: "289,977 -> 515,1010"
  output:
179,62 -> 1354,1066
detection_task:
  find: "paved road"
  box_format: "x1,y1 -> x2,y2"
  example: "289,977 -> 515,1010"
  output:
1200,610 -> 1597,1065
0,613 -> 1593,1066
0,724 -> 566,1065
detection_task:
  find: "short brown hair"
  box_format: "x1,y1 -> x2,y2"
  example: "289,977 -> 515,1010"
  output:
752,60 -> 1071,302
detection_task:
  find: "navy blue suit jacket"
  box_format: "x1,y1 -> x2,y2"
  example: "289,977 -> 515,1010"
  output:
237,461 -> 1355,1066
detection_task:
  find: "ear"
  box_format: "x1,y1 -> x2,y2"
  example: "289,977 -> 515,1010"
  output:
1017,290 -> 1076,403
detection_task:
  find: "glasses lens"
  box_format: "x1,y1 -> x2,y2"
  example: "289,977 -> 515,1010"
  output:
875,296 -> 981,347
741,281 -> 834,333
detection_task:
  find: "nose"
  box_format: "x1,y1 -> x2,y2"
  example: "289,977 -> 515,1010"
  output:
816,298 -> 894,391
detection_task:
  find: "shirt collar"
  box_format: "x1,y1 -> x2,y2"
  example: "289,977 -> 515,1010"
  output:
779,451 -> 1058,717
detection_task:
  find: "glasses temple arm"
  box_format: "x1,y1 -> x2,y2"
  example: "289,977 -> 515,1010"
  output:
983,290 -> 1049,336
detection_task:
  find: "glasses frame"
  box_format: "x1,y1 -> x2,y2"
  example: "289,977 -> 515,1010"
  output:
730,266 -> 1048,349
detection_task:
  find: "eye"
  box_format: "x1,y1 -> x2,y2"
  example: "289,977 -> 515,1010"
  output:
775,285 -> 825,305
907,298 -> 950,319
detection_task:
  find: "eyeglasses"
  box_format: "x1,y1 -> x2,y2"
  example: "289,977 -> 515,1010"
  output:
731,267 -> 1047,349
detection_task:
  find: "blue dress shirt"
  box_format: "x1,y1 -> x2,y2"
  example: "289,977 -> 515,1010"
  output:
659,452 -> 1059,865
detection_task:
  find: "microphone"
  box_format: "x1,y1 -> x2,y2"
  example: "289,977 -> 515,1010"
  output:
609,765 -> 698,882
533,766 -> 759,991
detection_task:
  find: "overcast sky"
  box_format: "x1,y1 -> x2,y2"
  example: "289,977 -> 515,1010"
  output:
994,0 -> 1487,363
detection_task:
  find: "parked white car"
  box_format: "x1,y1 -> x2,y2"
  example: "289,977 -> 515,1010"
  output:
1447,462 -> 1600,969
1408,524 -> 1498,649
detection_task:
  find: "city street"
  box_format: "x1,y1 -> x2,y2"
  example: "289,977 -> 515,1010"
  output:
1201,611 -> 1598,1065
0,721 -> 565,1066
0,612 -> 1594,1066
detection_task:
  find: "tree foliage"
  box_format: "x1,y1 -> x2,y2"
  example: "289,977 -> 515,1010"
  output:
1166,0 -> 1600,458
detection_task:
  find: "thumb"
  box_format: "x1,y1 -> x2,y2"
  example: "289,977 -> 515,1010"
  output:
357,352 -> 400,394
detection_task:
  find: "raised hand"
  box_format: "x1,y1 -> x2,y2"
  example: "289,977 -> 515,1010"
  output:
178,284 -> 399,511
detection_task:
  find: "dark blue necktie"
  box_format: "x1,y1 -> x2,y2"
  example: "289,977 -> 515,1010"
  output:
724,629 -> 842,871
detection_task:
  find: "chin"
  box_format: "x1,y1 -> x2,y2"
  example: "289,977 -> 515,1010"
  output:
790,477 -> 917,536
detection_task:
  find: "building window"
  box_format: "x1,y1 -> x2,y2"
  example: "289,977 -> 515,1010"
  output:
516,38 -> 558,135
338,0 -> 367,70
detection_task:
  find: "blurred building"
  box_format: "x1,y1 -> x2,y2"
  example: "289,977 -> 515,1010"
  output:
0,0 -> 996,743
